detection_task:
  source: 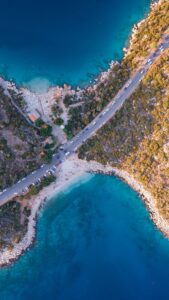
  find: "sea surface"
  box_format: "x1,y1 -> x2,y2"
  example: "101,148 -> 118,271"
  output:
1,175 -> 169,300
1,1 -> 168,299
0,0 -> 151,90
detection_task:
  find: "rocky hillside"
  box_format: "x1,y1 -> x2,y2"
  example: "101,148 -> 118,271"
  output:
79,0 -> 169,221
0,87 -> 46,190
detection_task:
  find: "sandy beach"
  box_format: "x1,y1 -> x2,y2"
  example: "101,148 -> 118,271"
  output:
0,154 -> 169,267
0,0 -> 167,267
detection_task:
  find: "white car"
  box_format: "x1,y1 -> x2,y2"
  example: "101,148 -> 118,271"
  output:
52,166 -> 57,171
48,170 -> 55,175
65,151 -> 70,156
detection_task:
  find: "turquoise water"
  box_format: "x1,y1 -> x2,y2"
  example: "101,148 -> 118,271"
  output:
1,1 -> 168,299
0,0 -> 151,89
1,175 -> 169,300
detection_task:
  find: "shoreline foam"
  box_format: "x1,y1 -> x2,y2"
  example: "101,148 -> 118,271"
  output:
0,0 -> 167,267
0,0 -> 163,128
0,155 -> 169,267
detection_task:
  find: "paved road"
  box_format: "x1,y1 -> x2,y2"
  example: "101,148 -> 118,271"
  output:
0,35 -> 169,204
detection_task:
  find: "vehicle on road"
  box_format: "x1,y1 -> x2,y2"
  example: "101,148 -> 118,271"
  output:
127,79 -> 132,86
46,169 -> 51,174
47,170 -> 54,175
0,37 -> 169,203
51,166 -> 57,172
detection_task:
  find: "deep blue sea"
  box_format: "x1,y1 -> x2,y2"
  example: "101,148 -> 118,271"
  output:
2,1 -> 169,299
1,175 -> 169,300
0,0 -> 151,90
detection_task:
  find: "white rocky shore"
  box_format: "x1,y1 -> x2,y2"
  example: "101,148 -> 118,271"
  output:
124,0 -> 166,59
0,0 -> 167,267
0,154 -> 169,267
0,0 -> 164,129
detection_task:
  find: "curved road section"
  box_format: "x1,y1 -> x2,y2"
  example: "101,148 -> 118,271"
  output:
0,35 -> 169,204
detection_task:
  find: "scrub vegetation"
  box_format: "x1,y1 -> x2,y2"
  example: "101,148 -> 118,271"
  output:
79,0 -> 169,221
0,200 -> 30,251
0,0 -> 169,257
0,87 -> 54,190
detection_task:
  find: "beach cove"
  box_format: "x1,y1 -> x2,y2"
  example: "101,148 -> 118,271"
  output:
0,0 -> 169,298
0,0 -> 168,266
1,174 -> 169,299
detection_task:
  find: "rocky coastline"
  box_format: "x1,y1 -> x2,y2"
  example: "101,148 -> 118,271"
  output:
0,0 -> 167,267
1,155 -> 169,267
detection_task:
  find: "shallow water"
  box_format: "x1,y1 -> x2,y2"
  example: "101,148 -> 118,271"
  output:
1,175 -> 169,300
0,0 -> 151,89
1,1 -> 168,299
